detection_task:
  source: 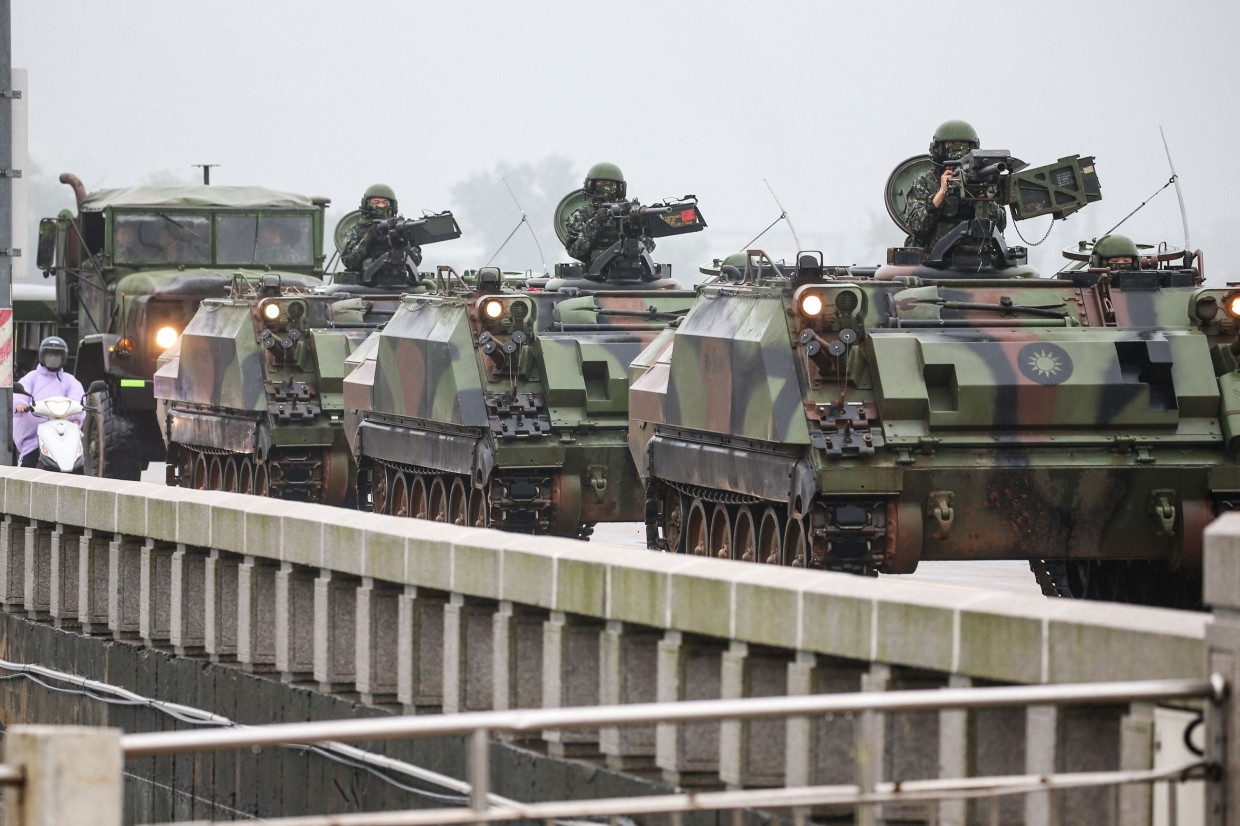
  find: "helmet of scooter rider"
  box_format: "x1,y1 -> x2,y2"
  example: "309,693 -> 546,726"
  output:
38,336 -> 69,371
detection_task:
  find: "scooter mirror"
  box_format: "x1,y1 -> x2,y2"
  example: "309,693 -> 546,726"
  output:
13,382 -> 26,396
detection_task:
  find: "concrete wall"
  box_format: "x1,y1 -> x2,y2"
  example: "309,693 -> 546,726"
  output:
0,468 -> 1218,825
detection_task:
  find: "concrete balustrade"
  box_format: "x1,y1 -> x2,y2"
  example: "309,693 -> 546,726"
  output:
0,469 -> 1228,826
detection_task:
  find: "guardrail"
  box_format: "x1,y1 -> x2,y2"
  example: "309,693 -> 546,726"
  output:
0,467 -> 1236,825
1,676 -> 1225,826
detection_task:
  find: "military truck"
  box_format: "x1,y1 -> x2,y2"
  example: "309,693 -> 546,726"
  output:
344,194 -> 705,536
34,175 -> 329,479
627,154 -> 1233,609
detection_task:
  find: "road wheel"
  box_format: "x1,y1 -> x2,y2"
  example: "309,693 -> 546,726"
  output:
390,472 -> 409,518
758,507 -> 782,564
83,382 -> 142,480
409,475 -> 429,520
708,504 -> 732,559
223,457 -> 239,492
370,466 -> 390,515
468,485 -> 489,528
238,458 -> 254,495
685,498 -> 709,556
449,478 -> 469,526
783,517 -> 807,567
253,463 -> 270,497
208,455 -> 224,491
192,452 -> 209,490
429,477 -> 448,522
662,487 -> 686,553
733,506 -> 757,562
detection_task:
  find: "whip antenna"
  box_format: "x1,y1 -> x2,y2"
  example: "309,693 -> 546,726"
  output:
484,178 -> 548,274
1159,126 -> 1191,254
764,179 -> 802,251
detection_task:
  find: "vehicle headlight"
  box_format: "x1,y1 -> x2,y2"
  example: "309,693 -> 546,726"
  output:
482,298 -> 504,320
45,398 -> 71,418
155,326 -> 179,349
799,292 -> 826,318
262,301 -> 283,322
1225,292 -> 1240,319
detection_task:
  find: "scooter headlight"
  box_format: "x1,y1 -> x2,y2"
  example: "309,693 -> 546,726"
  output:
44,398 -> 72,418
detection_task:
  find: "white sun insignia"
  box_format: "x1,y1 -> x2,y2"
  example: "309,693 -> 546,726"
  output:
1027,349 -> 1062,378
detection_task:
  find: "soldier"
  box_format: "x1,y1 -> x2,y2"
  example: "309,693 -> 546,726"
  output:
256,223 -> 303,265
904,120 -> 1007,252
341,183 -> 422,282
564,162 -> 655,265
1089,234 -> 1141,271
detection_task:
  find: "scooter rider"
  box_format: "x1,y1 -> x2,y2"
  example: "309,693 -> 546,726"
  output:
13,337 -> 85,468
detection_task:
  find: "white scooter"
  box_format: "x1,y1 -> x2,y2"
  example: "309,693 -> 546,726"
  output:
14,383 -> 85,473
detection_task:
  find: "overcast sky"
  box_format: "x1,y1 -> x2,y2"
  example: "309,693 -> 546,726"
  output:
12,0 -> 1240,283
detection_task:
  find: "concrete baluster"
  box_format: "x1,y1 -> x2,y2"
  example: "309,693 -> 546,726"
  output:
314,568 -> 358,694
542,611 -> 602,758
397,585 -> 446,715
107,536 -> 142,640
48,524 -> 81,628
356,576 -> 400,706
22,520 -> 50,618
443,593 -> 495,714
600,620 -> 660,772
203,549 -> 240,662
169,544 -> 205,655
275,562 -> 316,683
492,601 -> 545,717
720,641 -> 790,789
139,538 -> 174,648
3,725 -> 123,826
0,514 -> 27,610
76,529 -> 110,634
656,630 -> 725,787
236,555 -> 278,672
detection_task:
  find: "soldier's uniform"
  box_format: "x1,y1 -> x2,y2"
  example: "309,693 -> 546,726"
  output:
904,119 -> 1007,253
564,162 -> 655,265
341,183 -> 422,282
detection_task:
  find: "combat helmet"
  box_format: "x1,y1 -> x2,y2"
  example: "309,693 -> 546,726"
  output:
1090,234 -> 1140,270
583,162 -> 626,200
930,119 -> 980,163
360,183 -> 397,218
38,336 -> 69,372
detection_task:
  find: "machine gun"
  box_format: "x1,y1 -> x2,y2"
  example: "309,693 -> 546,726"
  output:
361,210 -> 462,287
584,196 -> 706,282
943,150 -> 1101,221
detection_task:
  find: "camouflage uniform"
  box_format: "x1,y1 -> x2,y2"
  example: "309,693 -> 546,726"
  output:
341,216 -> 422,276
904,167 -> 1007,252
564,204 -> 655,265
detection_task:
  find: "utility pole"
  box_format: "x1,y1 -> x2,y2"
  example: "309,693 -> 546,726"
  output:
0,0 -> 16,465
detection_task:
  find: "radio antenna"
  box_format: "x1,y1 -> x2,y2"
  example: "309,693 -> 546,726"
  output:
1159,126 -> 1191,254
739,180 -> 803,252
485,178 -> 548,275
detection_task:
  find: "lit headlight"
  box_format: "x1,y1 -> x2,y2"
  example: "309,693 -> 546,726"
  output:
799,292 -> 826,318
262,302 -> 283,322
155,326 -> 179,349
1225,293 -> 1240,319
45,398 -> 71,418
482,298 -> 504,320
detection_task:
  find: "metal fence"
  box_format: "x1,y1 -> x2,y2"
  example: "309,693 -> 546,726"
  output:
4,675 -> 1223,826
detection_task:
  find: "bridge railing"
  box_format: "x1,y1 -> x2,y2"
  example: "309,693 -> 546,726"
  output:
1,675 -> 1225,826
0,467 -> 1236,825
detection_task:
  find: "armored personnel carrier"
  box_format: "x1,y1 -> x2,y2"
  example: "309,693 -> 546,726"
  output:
630,154 -> 1229,608
34,175 -> 328,479
345,194 -> 705,535
152,211 -> 461,503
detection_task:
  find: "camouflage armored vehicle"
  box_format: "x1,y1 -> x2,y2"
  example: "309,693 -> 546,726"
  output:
345,194 -> 705,536
151,211 -> 461,503
35,175 -> 329,479
629,154 -> 1227,609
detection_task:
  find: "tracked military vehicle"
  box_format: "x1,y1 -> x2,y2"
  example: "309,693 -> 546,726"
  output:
345,193 -> 705,535
34,175 -> 329,479
152,211 -> 461,503
630,154 -> 1230,608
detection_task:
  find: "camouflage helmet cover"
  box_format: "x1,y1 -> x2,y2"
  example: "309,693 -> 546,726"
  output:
930,119 -> 980,162
584,162 -> 626,199
360,183 -> 398,217
1090,234 -> 1140,269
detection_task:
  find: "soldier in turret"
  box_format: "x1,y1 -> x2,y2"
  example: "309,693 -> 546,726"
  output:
1089,234 -> 1141,271
904,120 -> 1008,252
341,184 -> 423,282
563,163 -> 656,265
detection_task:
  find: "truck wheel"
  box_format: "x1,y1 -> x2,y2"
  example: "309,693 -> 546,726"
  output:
84,384 -> 143,481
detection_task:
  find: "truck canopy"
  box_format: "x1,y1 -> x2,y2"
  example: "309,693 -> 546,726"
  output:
80,185 -> 319,212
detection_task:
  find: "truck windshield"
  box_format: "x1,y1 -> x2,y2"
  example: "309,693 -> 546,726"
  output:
217,214 -> 314,266
114,214 -> 211,265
